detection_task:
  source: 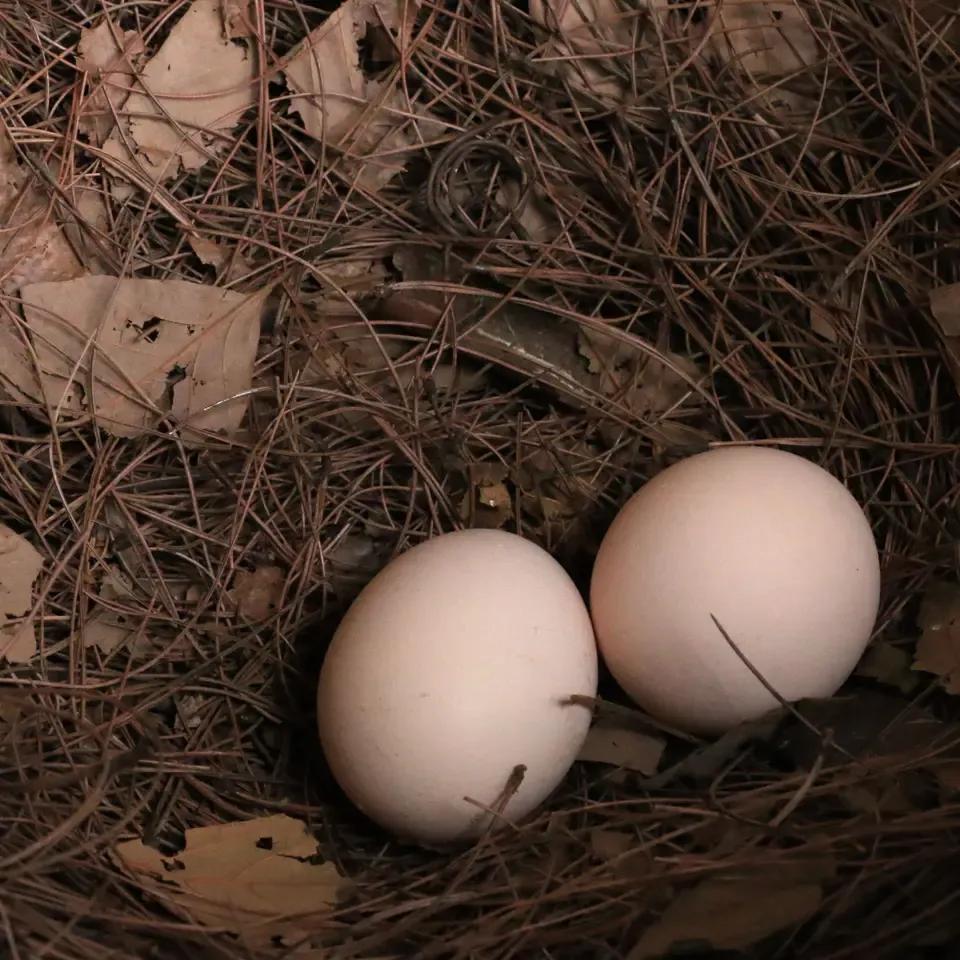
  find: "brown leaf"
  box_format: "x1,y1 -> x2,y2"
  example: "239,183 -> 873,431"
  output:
529,0 -> 631,98
808,303 -> 839,343
856,640 -> 919,695
102,0 -> 255,194
282,0 -> 434,190
578,724 -> 665,774
698,1 -> 819,77
188,234 -> 254,283
0,524 -> 43,663
931,284 -> 960,337
8,276 -> 266,439
232,566 -> 285,621
914,581 -> 960,693
116,815 -> 348,942
79,611 -> 136,654
77,17 -> 145,145
629,869 -> 824,959
221,0 -> 254,38
0,130 -> 83,296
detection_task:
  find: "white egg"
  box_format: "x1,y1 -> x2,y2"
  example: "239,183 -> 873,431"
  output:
590,446 -> 881,735
317,529 -> 597,845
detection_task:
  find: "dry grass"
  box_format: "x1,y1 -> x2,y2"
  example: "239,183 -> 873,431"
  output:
2,0 -> 960,957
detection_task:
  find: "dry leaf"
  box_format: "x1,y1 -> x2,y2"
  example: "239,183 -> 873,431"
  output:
283,0 -> 433,190
808,303 -> 839,343
629,869 -> 824,959
232,565 -> 284,620
77,17 -> 145,145
222,0 -> 254,38
0,130 -> 83,295
578,724 -> 665,774
931,283 -> 960,337
529,0 -> 632,98
79,611 -> 136,654
914,581 -> 960,693
698,1 -> 819,76
102,0 -> 255,194
577,326 -> 633,395
116,814 -> 348,943
856,640 -> 919,695
7,276 -> 266,439
188,234 -> 254,282
0,524 -> 43,663
577,328 -> 699,417
494,180 -> 561,243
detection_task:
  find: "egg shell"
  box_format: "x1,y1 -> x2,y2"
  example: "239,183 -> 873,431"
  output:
590,446 -> 881,735
317,529 -> 597,845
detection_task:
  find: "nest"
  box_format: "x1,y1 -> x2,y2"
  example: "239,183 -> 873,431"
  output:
2,0 -> 960,957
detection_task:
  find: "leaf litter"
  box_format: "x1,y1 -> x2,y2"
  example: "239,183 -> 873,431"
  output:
115,814 -> 349,943
914,580 -> 960,693
282,0 -> 439,190
1,275 -> 267,439
628,859 -> 833,959
231,565 -> 285,621
102,0 -> 255,195
77,17 -> 145,146
0,523 -> 43,663
577,722 -> 665,775
0,129 -> 83,295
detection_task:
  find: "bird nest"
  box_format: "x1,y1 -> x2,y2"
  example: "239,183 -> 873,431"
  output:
2,0 -> 960,957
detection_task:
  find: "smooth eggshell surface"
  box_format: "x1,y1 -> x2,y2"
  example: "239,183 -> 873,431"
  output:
590,446 -> 881,735
317,529 -> 597,845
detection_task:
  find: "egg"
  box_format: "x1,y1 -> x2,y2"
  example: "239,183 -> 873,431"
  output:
317,529 -> 597,845
590,446 -> 881,735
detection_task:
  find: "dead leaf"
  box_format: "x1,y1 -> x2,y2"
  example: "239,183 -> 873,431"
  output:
0,130 -> 83,295
232,566 -> 284,620
578,724 -> 665,774
0,523 -> 43,663
102,0 -> 255,194
116,814 -> 348,942
8,276 -> 266,439
808,303 -> 839,343
79,611 -> 136,654
628,868 -> 824,959
856,640 -> 920,695
529,0 -> 632,98
283,0 -> 434,190
188,234 -> 253,283
77,17 -> 145,145
495,180 -> 561,243
914,581 -> 960,693
221,0 -> 254,38
698,1 -> 820,76
931,283 -> 960,337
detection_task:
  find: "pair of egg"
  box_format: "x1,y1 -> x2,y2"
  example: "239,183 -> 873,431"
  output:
318,447 -> 881,845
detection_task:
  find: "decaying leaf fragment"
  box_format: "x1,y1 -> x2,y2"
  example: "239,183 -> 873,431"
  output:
116,814 -> 348,942
578,723 -> 665,774
628,864 -> 827,959
0,130 -> 83,294
231,565 -> 285,620
697,1 -> 820,76
529,0 -> 633,98
102,0 -> 255,193
0,524 -> 43,663
283,0 -> 434,189
77,17 -> 145,145
2,276 -> 266,439
914,581 -> 960,694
